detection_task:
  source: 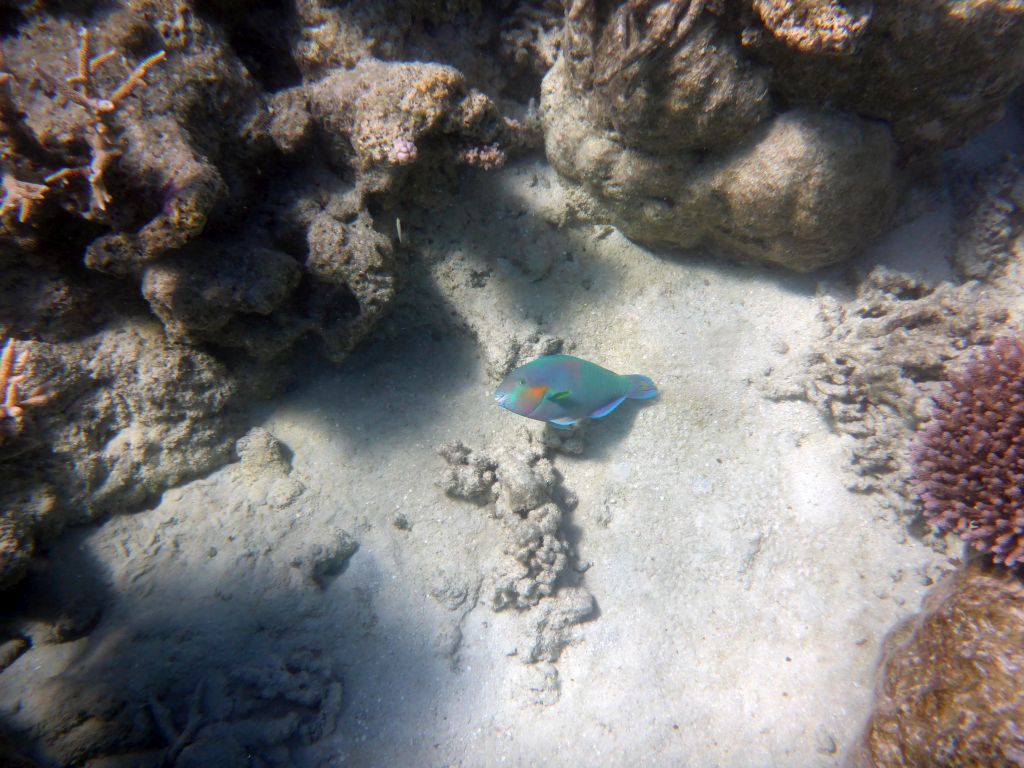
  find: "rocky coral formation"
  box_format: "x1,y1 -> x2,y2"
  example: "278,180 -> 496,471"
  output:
768,268 -> 1009,505
747,1 -> 1024,153
845,560 -> 1024,767
0,0 -> 535,587
541,1 -> 1024,270
0,320 -> 278,589
911,335 -> 1024,567
1,4 -> 525,362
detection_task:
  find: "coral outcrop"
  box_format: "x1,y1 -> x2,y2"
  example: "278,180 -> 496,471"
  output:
541,1 -> 1024,270
1,2 -> 527,363
845,561 -> 1024,767
0,0 -> 532,588
749,1 -> 1024,153
0,320 -> 278,589
911,335 -> 1024,568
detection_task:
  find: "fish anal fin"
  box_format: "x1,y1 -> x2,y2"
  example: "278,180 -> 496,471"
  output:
590,395 -> 627,419
548,417 -> 578,429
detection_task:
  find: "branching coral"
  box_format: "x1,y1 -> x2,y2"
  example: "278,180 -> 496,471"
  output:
37,28 -> 165,217
911,334 -> 1024,568
0,28 -> 165,224
0,337 -> 47,442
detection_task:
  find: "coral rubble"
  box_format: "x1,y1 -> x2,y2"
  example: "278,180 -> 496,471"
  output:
439,437 -> 593,677
770,268 -> 1009,506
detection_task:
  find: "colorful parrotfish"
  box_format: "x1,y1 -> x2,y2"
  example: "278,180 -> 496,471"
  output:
494,354 -> 657,429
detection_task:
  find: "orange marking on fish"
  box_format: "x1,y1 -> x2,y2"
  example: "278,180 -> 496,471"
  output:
525,385 -> 548,401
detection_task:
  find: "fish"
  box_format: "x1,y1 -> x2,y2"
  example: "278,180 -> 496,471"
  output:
494,354 -> 657,429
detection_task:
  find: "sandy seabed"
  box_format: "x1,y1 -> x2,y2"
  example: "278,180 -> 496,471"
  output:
0,156 -> 977,767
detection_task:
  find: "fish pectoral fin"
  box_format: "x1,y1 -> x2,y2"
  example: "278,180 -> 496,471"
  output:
546,390 -> 573,403
590,396 -> 627,419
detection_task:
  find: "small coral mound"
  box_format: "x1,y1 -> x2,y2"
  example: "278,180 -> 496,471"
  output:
911,335 -> 1024,567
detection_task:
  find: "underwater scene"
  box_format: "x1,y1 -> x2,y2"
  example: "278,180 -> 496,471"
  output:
1,1 -> 1024,766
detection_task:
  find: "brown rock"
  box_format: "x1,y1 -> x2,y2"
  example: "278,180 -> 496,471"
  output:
845,561 -> 1024,767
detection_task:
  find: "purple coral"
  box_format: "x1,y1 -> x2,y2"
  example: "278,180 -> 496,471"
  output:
910,334 -> 1024,567
389,138 -> 418,165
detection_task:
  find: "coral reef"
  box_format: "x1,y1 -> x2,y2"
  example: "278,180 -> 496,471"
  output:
0,0 -> 537,588
748,1 -> 1024,153
911,335 -> 1024,568
845,560 -> 1024,767
1,2 -> 527,364
768,268 -> 1009,507
541,1 -> 1024,270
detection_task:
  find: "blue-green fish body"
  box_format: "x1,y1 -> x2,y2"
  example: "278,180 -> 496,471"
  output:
494,354 -> 657,428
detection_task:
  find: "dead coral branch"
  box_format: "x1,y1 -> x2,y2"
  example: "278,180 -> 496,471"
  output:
29,28 -> 166,217
42,29 -> 167,117
0,338 -> 47,442
0,168 -> 49,222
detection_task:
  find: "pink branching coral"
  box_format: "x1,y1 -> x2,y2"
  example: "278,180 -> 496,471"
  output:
911,334 -> 1024,567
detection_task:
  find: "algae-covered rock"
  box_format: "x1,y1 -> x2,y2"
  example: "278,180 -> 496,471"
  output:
749,0 -> 1024,153
588,15 -> 773,155
543,0 -> 1024,270
543,54 -> 898,271
845,561 -> 1024,767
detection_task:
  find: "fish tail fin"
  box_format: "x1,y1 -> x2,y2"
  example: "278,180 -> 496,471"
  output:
626,374 -> 657,400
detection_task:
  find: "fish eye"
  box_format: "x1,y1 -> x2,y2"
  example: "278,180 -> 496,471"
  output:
518,379 -> 525,386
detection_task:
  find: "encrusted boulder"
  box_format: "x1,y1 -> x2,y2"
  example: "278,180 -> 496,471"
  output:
845,561 -> 1024,767
542,0 -> 1024,271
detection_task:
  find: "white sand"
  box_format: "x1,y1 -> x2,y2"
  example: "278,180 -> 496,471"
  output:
1,158 -> 964,767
